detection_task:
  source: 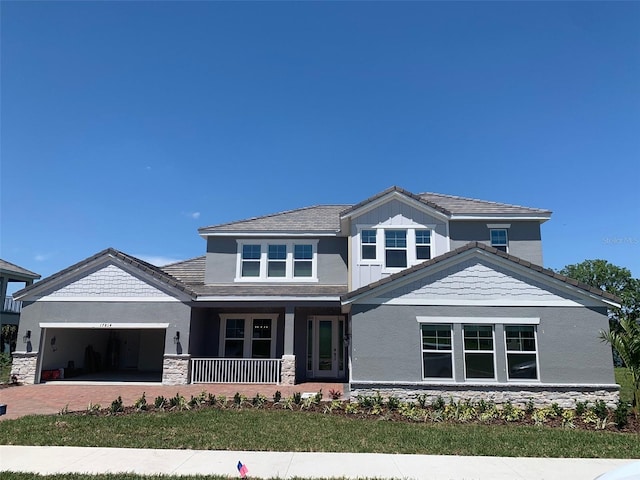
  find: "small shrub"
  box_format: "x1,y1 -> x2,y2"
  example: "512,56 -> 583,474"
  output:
344,402 -> 360,414
134,392 -> 147,411
387,396 -> 400,411
292,392 -> 302,405
592,400 -> 609,420
86,402 -> 101,414
575,400 -> 588,417
524,399 -> 535,415
561,409 -> 576,429
58,404 -> 70,415
233,392 -> 244,407
169,393 -> 189,411
314,390 -> 323,403
613,400 -> 630,429
154,396 -> 167,409
431,396 -> 446,410
207,393 -> 216,406
500,401 -> 524,422
273,390 -> 282,403
551,402 -> 564,417
328,388 -> 342,400
252,393 -> 267,408
110,396 -> 124,414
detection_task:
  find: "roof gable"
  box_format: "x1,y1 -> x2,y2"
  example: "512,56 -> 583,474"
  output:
14,248 -> 195,301
342,242 -> 620,308
0,259 -> 41,281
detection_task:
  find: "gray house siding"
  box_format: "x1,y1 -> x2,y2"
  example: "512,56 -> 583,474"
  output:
350,304 -> 613,385
205,237 -> 348,285
449,221 -> 543,265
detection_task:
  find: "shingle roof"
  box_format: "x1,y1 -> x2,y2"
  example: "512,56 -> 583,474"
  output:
161,256 -> 206,285
199,205 -> 347,234
0,259 -> 41,280
201,187 -> 551,234
14,248 -> 196,299
341,241 -> 621,305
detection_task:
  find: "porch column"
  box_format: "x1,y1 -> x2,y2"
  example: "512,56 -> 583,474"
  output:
281,306 -> 296,385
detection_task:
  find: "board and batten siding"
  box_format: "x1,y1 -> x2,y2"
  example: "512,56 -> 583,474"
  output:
349,199 -> 448,290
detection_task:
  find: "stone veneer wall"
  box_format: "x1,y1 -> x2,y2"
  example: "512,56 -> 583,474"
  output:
162,354 -> 190,385
350,384 -> 620,409
10,352 -> 39,385
281,355 -> 296,386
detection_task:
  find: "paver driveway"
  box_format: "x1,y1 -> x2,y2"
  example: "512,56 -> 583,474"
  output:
0,381 -> 345,420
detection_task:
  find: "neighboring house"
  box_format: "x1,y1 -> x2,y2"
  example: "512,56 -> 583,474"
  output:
1,259 -> 40,353
11,187 -> 620,406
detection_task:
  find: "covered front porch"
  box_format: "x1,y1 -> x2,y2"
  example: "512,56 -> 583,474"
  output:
187,304 -> 349,385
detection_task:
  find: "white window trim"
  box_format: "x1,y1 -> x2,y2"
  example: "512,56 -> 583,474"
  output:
417,317 -> 540,325
420,323 -> 455,381
219,314 -> 278,358
462,324 -> 497,381
489,228 -> 509,253
504,325 -> 540,382
357,225 -> 436,271
235,240 -> 318,282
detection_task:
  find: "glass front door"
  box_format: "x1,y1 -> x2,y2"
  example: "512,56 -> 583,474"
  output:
308,316 -> 344,378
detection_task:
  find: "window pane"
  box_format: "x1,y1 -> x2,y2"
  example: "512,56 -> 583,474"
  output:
416,245 -> 431,260
242,245 -> 261,259
268,262 -> 286,277
385,230 -> 407,247
465,353 -> 495,378
268,245 -> 286,259
294,261 -> 312,277
362,245 -> 376,260
362,230 -> 377,243
505,326 -> 536,352
252,318 -> 272,339
386,249 -> 407,267
423,353 -> 453,378
507,353 -> 537,379
225,340 -> 244,358
252,340 -> 271,358
422,325 -> 451,350
294,244 -> 312,259
491,229 -> 508,252
416,230 -> 431,244
241,262 -> 260,277
226,319 -> 244,338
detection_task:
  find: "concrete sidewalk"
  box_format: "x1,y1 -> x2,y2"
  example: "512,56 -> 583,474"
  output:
0,445 -> 635,479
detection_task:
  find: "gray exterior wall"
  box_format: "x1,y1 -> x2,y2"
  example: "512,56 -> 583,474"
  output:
449,221 -> 543,265
350,304 -> 614,386
204,237 -> 348,285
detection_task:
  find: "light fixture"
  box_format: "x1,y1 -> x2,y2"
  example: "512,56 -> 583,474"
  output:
23,330 -> 31,343
173,331 -> 180,344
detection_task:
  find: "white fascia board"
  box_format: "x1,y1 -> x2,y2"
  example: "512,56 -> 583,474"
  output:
199,231 -> 339,239
417,316 -> 539,324
451,214 -> 551,222
39,322 -> 170,329
366,298 -> 594,307
341,191 -> 450,222
196,295 -> 341,302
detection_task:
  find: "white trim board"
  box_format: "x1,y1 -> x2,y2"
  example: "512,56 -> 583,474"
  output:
417,316 -> 540,325
33,296 -> 180,302
39,322 -> 170,329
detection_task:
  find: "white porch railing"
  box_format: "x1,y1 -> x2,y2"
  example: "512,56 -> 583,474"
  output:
191,358 -> 281,384
3,297 -> 22,314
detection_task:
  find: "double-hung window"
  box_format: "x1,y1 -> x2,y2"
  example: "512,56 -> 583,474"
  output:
385,230 -> 407,268
421,324 -> 453,379
505,326 -> 538,380
220,314 -> 277,358
268,244 -> 287,277
415,229 -> 432,261
361,229 -> 377,260
237,240 -> 317,281
463,325 -> 495,379
490,229 -> 508,252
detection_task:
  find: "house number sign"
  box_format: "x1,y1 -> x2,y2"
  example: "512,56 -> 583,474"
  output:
98,323 -> 113,328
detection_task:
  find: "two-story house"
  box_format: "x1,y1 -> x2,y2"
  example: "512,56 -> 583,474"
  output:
11,187 -> 620,406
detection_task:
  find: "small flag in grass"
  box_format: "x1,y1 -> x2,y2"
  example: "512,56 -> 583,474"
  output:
237,461 -> 249,478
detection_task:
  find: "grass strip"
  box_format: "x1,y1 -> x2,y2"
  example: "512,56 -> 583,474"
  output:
1,408 -> 638,458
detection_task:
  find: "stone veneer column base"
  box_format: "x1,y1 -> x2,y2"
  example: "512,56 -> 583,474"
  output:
349,384 -> 620,409
10,352 -> 39,385
281,355 -> 296,385
162,354 -> 191,385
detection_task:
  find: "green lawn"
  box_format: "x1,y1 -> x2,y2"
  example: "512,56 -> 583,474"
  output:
1,407 -> 638,459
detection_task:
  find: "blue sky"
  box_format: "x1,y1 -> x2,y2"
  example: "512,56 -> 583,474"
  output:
1,1 -> 639,291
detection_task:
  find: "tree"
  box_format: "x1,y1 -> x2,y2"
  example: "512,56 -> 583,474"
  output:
600,317 -> 640,411
558,259 -> 640,326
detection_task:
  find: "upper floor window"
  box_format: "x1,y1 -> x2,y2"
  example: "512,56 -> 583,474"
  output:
490,229 -> 508,252
361,230 -> 377,260
385,230 -> 407,268
415,229 -> 432,261
236,240 -> 318,282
